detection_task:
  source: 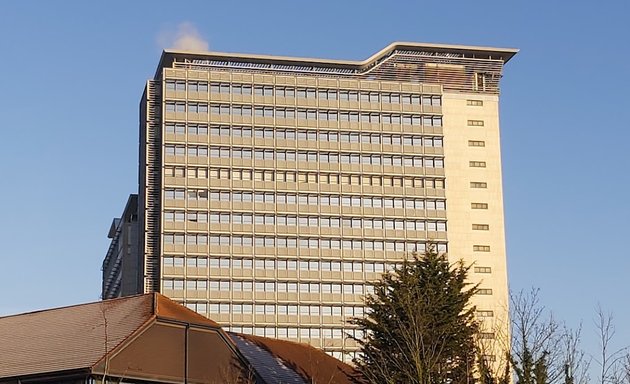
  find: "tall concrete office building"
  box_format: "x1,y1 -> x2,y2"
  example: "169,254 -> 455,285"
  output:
102,42 -> 517,361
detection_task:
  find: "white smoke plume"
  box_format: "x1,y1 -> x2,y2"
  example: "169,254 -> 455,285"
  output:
158,22 -> 209,51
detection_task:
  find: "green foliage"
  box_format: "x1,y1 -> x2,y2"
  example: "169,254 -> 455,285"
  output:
349,246 -> 479,384
477,352 -> 511,384
511,347 -> 550,384
509,289 -> 563,384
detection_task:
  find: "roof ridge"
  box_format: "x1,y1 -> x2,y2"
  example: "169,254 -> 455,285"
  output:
153,293 -> 222,328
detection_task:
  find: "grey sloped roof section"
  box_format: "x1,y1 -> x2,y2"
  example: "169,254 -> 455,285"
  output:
229,332 -> 307,384
0,294 -> 153,379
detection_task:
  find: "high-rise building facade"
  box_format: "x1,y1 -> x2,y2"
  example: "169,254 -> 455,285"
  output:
103,42 -> 517,361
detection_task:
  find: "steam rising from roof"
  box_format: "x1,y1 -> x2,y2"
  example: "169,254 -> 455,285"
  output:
158,22 -> 209,51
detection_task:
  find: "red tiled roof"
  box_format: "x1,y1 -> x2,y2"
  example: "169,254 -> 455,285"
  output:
0,293 -> 222,380
238,334 -> 361,384
0,294 -> 363,383
0,294 -> 153,379
153,293 -> 220,328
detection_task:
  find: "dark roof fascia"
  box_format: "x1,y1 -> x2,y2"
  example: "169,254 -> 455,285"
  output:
1,368 -> 91,384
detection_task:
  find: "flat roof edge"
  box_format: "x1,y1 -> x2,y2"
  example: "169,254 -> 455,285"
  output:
155,41 -> 518,79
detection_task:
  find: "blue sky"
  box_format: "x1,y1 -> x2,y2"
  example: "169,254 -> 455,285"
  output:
1,0 -> 628,355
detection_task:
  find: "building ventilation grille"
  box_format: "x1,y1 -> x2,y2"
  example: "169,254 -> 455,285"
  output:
144,80 -> 162,293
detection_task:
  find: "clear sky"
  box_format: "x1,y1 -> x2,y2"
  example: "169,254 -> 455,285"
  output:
1,0 -> 628,356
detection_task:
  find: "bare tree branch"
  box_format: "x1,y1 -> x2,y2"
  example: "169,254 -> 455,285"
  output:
593,306 -> 629,384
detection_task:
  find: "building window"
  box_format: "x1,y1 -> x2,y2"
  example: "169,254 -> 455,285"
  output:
163,256 -> 183,268
472,224 -> 490,231
165,123 -> 186,134
423,116 -> 443,127
163,279 -> 184,290
232,84 -> 252,95
297,88 -> 316,99
476,310 -> 494,318
471,203 -> 488,209
187,146 -> 208,157
483,355 -> 497,363
422,95 -> 442,106
468,140 -> 486,147
478,288 -> 493,295
165,101 -> 186,112
188,103 -> 208,113
468,120 -> 485,127
164,166 -> 186,177
164,145 -> 185,156
163,233 -> 185,245
470,182 -> 488,188
209,83 -> 219,93
276,87 -> 296,98
188,124 -> 208,135
188,81 -> 208,92
164,189 -> 185,200
469,161 -> 487,168
479,332 -> 496,339
473,73 -> 489,91
186,280 -> 208,291
466,99 -> 484,106
165,80 -> 186,91
254,86 -> 274,96
474,267 -> 492,274
473,245 -> 491,252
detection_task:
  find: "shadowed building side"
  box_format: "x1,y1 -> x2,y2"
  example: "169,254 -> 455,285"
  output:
102,194 -> 140,299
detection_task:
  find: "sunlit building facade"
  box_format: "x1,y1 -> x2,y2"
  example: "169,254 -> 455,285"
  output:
103,42 -> 517,361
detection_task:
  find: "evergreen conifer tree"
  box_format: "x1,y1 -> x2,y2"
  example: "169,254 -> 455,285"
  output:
349,246 -> 479,384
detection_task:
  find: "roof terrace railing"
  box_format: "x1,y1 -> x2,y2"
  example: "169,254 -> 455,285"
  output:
171,50 -> 506,94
